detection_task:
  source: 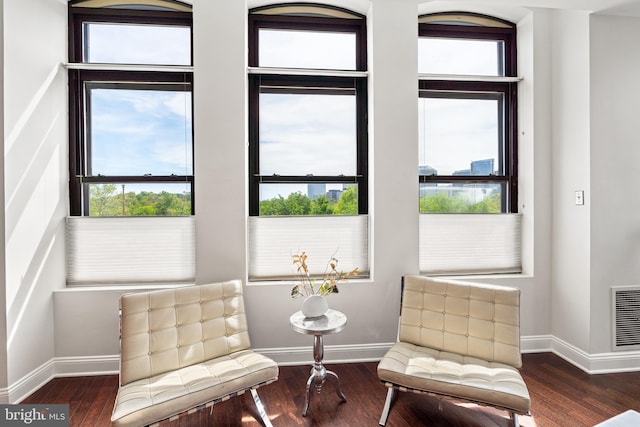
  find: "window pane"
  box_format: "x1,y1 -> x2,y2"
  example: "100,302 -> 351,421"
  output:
88,183 -> 191,216
418,95 -> 501,176
419,183 -> 504,213
84,23 -> 191,65
259,183 -> 357,216
88,86 -> 192,176
259,92 -> 356,176
418,37 -> 503,76
259,29 -> 356,69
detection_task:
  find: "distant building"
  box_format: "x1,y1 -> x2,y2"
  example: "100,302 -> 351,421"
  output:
471,158 -> 494,175
453,168 -> 471,176
327,189 -> 343,202
308,183 -> 326,200
423,158 -> 498,205
452,158 -> 495,176
419,165 -> 437,175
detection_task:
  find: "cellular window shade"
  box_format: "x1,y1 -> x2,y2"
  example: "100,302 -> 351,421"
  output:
248,215 -> 369,281
419,213 -> 521,275
66,216 -> 195,285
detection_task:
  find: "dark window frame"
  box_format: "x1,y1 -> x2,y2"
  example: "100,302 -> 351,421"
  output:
248,7 -> 368,216
68,6 -> 194,216
418,16 -> 518,213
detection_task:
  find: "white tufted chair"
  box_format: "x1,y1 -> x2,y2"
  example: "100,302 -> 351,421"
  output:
377,275 -> 530,426
110,280 -> 278,427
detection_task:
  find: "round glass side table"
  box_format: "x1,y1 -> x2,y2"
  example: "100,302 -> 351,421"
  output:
289,309 -> 348,416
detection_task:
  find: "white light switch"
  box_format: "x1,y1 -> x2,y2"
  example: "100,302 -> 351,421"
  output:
575,190 -> 584,205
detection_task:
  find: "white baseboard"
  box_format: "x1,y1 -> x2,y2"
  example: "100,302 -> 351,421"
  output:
54,355 -> 120,377
256,342 -> 394,366
550,337 -> 640,374
4,356 -> 118,404
4,358 -> 56,404
521,334 -> 553,353
5,336 -> 640,404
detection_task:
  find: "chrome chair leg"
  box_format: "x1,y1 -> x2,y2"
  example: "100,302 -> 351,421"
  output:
379,387 -> 395,426
250,389 -> 273,427
510,410 -> 519,427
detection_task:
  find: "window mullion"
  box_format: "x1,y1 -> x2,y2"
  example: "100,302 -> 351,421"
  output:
248,66 -> 367,78
419,73 -> 521,83
64,62 -> 194,73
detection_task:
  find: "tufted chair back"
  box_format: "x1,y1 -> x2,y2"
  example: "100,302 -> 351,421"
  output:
118,280 -> 251,386
399,275 -> 522,367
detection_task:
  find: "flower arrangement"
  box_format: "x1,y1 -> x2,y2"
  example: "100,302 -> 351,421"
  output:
290,251 -> 359,298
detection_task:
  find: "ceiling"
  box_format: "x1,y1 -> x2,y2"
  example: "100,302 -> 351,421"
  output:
68,0 -> 640,18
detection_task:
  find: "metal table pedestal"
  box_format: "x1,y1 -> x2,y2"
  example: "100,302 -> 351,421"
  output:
290,309 -> 347,416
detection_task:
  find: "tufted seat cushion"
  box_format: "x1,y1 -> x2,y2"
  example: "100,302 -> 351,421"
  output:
377,275 -> 530,425
111,280 -> 278,427
378,341 -> 530,414
111,350 -> 277,427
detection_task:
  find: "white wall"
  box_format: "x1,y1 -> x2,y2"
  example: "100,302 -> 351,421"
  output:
550,10 -> 592,352
3,0 -> 68,401
482,7 -> 554,339
0,0 -> 7,398
590,14 -> 640,355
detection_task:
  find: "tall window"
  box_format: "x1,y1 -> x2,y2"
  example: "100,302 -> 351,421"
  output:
248,4 -> 367,217
247,4 -> 368,281
418,13 -> 517,214
66,1 -> 195,286
68,1 -> 193,216
418,13 -> 521,275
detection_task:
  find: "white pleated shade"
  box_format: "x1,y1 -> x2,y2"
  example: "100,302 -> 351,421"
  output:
248,215 -> 369,281
419,213 -> 521,275
66,216 -> 195,285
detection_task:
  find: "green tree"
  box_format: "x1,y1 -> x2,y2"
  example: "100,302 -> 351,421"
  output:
260,195 -> 288,215
419,191 -> 502,213
89,185 -> 191,216
469,193 -> 501,213
90,184 -> 119,216
283,192 -> 312,215
334,187 -> 358,215
311,195 -> 334,215
133,205 -> 157,216
420,192 -> 456,213
154,191 -> 178,215
260,188 -> 361,216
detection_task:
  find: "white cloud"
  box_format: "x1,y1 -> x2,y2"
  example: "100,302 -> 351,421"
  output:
259,29 -> 355,69
87,23 -> 190,65
259,93 -> 356,175
419,97 -> 499,175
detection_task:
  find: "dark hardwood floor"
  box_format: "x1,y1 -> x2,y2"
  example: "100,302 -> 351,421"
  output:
21,353 -> 640,426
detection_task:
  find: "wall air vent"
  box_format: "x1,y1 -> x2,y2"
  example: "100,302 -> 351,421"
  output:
612,286 -> 640,351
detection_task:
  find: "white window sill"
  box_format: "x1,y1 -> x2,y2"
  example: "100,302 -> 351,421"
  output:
57,283 -> 195,292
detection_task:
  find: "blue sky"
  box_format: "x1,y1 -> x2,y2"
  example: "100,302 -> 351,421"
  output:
90,88 -> 192,177
85,23 -> 500,199
85,22 -> 192,195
